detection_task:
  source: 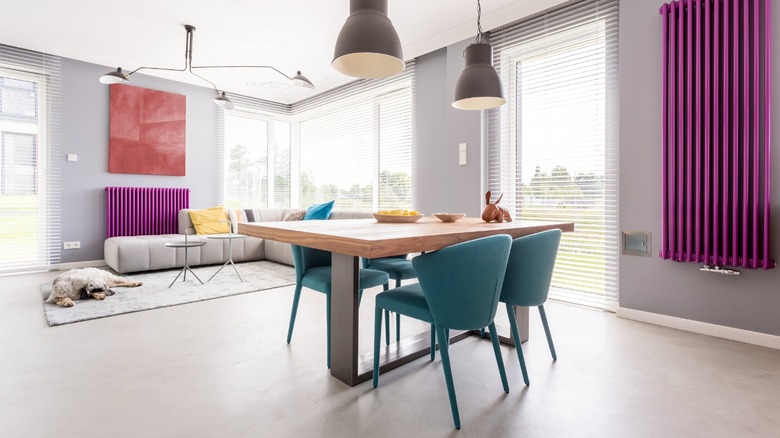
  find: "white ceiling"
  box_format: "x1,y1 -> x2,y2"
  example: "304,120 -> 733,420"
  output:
1,0 -> 566,104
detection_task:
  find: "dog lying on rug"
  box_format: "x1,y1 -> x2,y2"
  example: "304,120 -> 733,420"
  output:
46,267 -> 143,307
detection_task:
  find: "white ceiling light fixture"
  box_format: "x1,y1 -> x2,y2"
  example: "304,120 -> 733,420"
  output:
332,0 -> 405,79
452,0 -> 506,111
99,25 -> 314,109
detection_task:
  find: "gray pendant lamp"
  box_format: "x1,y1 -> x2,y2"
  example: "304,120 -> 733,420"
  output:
452,0 -> 506,111
333,0 -> 404,79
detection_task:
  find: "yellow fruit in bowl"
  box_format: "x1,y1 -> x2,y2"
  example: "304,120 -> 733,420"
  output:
375,209 -> 421,216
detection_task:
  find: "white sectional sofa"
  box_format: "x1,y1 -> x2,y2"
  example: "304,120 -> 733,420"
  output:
104,208 -> 373,273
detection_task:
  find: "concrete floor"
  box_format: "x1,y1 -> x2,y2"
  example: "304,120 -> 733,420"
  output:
1,269 -> 779,438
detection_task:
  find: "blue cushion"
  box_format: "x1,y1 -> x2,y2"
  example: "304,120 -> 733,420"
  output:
375,283 -> 433,324
304,200 -> 335,220
301,266 -> 389,294
366,257 -> 417,280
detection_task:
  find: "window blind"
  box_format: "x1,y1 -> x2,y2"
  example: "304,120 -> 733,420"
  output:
218,96 -> 291,209
0,44 -> 61,272
485,0 -> 619,309
294,62 -> 414,212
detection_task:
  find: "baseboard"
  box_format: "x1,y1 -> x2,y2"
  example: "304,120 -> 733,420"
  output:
50,260 -> 107,271
616,307 -> 780,350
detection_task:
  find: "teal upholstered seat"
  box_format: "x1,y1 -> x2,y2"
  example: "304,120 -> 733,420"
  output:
372,235 -> 512,429
362,254 -> 418,344
287,245 -> 389,368
500,229 -> 562,386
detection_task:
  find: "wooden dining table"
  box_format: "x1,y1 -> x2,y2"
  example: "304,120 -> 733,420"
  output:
239,217 -> 574,387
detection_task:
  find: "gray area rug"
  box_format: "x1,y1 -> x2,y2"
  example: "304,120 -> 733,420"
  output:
41,261 -> 295,326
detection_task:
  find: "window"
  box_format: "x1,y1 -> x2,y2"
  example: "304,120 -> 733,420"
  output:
0,45 -> 61,272
220,63 -> 414,212
295,63 -> 414,211
223,111 -> 269,208
2,132 -> 37,195
486,0 -> 618,309
221,108 -> 292,210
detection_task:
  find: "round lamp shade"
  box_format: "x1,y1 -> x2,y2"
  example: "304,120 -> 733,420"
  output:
452,43 -> 506,111
332,0 -> 404,79
213,92 -> 235,110
99,67 -> 129,85
290,71 -> 315,89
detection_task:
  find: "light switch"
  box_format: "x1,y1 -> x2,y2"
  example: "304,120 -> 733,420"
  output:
66,154 -> 78,162
458,143 -> 467,166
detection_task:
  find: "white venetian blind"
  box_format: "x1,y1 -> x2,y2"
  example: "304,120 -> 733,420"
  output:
293,62 -> 414,211
0,44 -> 61,272
218,95 -> 292,209
485,0 -> 619,309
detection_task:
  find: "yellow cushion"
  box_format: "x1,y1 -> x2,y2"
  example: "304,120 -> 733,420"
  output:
188,207 -> 230,235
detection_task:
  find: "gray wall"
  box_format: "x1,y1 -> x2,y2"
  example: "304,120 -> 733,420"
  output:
60,58 -> 221,263
412,2 -> 780,337
413,40 -> 483,218
618,0 -> 780,336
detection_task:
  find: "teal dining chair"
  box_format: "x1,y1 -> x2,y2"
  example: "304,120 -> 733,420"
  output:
500,229 -> 562,386
372,235 -> 512,430
362,255 -> 417,345
287,245 -> 390,369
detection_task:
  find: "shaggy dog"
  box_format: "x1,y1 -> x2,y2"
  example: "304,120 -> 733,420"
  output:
46,267 -> 142,307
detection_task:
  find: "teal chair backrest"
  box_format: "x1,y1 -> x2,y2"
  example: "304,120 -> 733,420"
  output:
501,229 -> 562,307
291,245 -> 332,283
412,235 -> 511,330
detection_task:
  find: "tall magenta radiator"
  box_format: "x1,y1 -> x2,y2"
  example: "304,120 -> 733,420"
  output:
659,0 -> 774,269
105,187 -> 190,238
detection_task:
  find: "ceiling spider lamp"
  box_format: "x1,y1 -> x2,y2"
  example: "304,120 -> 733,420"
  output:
332,0 -> 404,78
99,25 -> 314,110
452,0 -> 506,111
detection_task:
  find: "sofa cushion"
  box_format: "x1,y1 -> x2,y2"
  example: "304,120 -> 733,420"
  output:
228,209 -> 248,233
189,207 -> 230,235
283,209 -> 306,221
304,200 -> 334,220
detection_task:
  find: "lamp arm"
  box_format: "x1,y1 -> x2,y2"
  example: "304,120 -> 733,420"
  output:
187,66 -> 221,95
191,64 -> 292,80
126,64 -> 188,77
127,26 -> 193,78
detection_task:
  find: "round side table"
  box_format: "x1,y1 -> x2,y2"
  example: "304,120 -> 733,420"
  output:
206,233 -> 248,282
165,239 -> 207,288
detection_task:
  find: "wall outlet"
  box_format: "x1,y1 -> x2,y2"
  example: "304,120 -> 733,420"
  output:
66,154 -> 78,162
63,241 -> 81,249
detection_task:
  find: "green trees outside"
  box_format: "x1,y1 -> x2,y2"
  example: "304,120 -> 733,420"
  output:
299,169 -> 411,211
520,165 -> 610,297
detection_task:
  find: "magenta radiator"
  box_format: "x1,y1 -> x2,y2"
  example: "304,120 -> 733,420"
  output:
105,187 -> 190,238
659,0 -> 774,269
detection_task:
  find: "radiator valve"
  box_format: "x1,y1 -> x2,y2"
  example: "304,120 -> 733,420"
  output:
699,265 -> 740,276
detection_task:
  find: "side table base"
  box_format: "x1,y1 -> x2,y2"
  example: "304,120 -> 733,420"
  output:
207,259 -> 244,282
168,265 -> 204,288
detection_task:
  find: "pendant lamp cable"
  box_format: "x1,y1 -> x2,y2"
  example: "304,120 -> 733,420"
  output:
473,0 -> 486,44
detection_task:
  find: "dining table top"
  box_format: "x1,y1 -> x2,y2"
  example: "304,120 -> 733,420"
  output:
238,217 -> 575,259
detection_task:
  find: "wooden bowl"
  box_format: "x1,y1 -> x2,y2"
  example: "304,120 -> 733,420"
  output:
372,213 -> 424,223
433,213 -> 466,223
